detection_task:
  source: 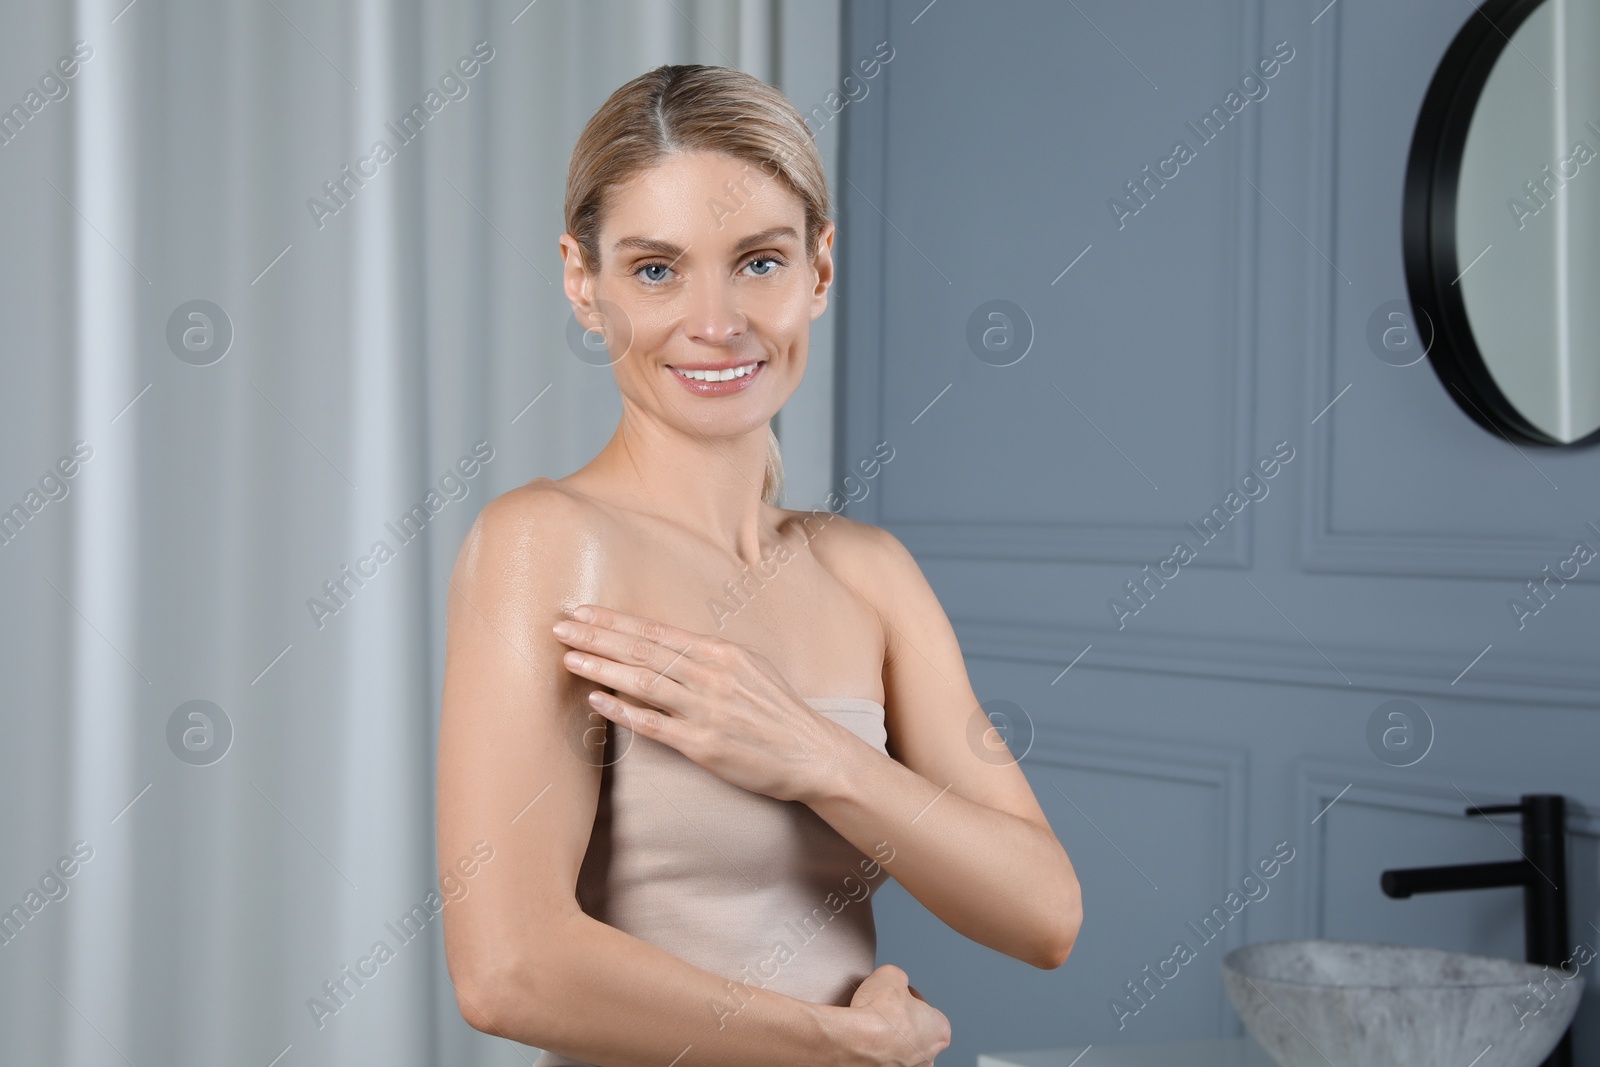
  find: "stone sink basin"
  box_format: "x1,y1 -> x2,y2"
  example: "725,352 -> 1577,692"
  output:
1222,939 -> 1582,1067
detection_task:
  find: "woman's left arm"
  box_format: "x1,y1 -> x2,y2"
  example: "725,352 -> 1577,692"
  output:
800,523 -> 1083,971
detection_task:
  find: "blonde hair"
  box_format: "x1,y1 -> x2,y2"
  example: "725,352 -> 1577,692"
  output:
565,64 -> 831,508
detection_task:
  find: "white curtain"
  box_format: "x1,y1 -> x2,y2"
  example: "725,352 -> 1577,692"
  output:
0,2 -> 839,1063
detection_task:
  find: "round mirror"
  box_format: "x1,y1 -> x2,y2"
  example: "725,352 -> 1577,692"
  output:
1404,0 -> 1600,447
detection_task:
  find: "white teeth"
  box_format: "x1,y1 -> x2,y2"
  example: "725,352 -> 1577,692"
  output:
672,363 -> 760,382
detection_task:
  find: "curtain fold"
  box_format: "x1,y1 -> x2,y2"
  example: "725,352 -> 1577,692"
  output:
0,2 -> 836,1064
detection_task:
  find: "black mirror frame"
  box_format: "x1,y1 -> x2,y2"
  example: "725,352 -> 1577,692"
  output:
1402,0 -> 1600,448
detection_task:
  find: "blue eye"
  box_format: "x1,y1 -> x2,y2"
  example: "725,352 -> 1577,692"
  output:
634,255 -> 785,285
745,256 -> 783,277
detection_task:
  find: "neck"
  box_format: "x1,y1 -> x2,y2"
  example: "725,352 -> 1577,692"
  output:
589,408 -> 774,564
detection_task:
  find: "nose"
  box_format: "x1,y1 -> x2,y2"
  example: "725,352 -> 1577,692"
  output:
682,276 -> 745,346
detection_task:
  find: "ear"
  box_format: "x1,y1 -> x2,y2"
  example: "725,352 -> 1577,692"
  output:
559,233 -> 600,329
809,221 -> 836,321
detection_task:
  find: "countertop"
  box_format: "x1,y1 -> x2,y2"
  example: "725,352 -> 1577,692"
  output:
978,1036 -> 1276,1067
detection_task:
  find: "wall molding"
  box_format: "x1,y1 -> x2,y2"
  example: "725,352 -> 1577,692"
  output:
1296,4 -> 1595,581
838,0 -> 1261,569
957,615 -> 1600,708
1027,723 -> 1250,1032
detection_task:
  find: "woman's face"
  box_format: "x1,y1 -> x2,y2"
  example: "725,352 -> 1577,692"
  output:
561,150 -> 834,441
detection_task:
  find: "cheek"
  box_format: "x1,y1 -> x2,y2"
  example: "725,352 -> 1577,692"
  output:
758,287 -> 814,336
764,308 -> 807,339
600,299 -> 671,361
628,305 -> 676,342
620,292 -> 691,334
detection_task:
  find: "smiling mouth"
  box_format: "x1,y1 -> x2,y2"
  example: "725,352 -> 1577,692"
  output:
667,360 -> 766,382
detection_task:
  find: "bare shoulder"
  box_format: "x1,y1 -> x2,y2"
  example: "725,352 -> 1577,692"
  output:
790,508 -> 911,576
780,507 -> 925,631
462,476 -> 595,544
452,477 -> 604,583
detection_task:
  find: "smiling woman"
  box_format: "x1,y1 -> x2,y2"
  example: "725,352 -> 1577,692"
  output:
435,63 -> 1079,1067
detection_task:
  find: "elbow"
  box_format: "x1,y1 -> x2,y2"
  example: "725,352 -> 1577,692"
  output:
1034,886 -> 1083,971
452,962 -> 513,1038
450,952 -> 543,1041
448,908 -> 584,1040
453,972 -> 503,1037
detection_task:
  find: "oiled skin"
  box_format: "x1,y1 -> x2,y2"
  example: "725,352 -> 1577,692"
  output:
436,149 -> 1077,1065
437,480 -> 935,1065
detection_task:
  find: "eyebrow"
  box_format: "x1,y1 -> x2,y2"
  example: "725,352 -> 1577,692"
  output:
611,225 -> 801,259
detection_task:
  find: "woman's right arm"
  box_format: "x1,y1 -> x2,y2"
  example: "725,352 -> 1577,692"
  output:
436,484 -> 946,1066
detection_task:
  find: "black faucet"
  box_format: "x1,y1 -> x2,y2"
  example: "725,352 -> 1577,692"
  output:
1380,793 -> 1572,1067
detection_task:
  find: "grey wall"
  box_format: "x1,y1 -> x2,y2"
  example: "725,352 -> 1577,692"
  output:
834,1 -> 1600,1062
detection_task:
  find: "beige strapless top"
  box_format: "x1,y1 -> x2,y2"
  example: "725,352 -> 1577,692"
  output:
532,696 -> 890,1067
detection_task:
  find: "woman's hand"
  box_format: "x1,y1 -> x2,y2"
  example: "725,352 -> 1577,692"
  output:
845,964 -> 951,1065
549,603 -> 853,803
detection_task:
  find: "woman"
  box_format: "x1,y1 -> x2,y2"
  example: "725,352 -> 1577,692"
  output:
437,63 -> 1082,1066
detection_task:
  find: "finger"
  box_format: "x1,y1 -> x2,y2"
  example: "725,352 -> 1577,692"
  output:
556,608 -> 728,698
589,690 -> 676,743
554,618 -> 699,686
567,604 -> 720,668
560,647 -> 691,711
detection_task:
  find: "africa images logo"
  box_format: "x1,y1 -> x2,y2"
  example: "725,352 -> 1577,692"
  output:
306,442 -> 493,629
